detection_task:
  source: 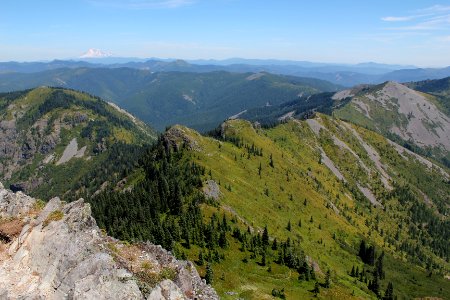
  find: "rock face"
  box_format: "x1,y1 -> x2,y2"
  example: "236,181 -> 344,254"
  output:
0,182 -> 35,218
0,183 -> 218,299
335,81 -> 450,152
163,126 -> 201,151
202,180 -> 221,201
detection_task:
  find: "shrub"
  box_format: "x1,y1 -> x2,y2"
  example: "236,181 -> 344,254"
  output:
43,210 -> 64,227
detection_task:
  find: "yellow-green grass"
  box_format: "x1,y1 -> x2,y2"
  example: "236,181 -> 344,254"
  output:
171,115 -> 449,299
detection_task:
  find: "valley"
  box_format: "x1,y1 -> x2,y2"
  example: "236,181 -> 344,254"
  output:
1,74 -> 449,299
0,69 -> 340,131
2,2 -> 450,299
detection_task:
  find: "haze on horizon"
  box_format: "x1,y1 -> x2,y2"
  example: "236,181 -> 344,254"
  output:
2,0 -> 450,67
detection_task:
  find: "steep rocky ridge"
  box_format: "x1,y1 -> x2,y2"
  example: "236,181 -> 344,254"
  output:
0,182 -> 217,299
334,81 -> 450,163
236,80 -> 450,166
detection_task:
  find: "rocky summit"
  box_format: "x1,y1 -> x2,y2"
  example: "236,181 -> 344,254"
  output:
0,182 -> 218,299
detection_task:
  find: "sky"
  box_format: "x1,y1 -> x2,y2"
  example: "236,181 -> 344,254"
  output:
1,0 -> 450,66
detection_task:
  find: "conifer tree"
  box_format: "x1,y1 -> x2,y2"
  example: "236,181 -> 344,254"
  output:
261,251 -> 266,266
367,245 -> 376,266
325,269 -> 331,288
272,238 -> 278,250
313,281 -> 320,296
383,282 -> 394,300
262,225 -> 269,247
311,268 -> 316,280
205,263 -> 214,284
370,272 -> 380,297
219,230 -> 228,248
222,214 -> 228,231
359,240 -> 366,261
198,251 -> 204,266
303,262 -> 310,281
376,251 -> 385,279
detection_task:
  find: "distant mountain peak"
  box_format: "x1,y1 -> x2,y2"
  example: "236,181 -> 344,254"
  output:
79,48 -> 113,58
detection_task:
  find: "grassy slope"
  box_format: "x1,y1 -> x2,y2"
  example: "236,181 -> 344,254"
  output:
171,116 -> 449,299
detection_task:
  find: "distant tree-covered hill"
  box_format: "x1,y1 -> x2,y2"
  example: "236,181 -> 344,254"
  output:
0,68 -> 342,131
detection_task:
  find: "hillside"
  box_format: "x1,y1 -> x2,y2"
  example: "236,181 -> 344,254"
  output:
237,92 -> 340,126
0,87 -> 156,200
89,116 -> 449,299
406,77 -> 450,115
0,182 -> 218,299
234,80 -> 450,168
0,69 -> 341,131
334,81 -> 450,166
379,67 -> 450,84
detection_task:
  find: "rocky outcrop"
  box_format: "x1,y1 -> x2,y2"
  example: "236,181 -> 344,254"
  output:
202,180 -> 221,201
163,126 -> 201,151
0,182 -> 35,218
0,183 -> 218,299
339,81 -> 450,151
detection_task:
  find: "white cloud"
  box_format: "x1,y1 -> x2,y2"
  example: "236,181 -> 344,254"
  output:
417,5 -> 450,13
381,16 -> 415,22
381,4 -> 450,31
88,0 -> 195,9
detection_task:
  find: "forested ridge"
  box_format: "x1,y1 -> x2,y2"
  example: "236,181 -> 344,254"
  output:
0,87 -> 155,200
91,136 -> 206,247
85,123 -> 450,299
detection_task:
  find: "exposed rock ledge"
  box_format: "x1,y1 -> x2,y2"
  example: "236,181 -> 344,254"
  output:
0,182 -> 218,300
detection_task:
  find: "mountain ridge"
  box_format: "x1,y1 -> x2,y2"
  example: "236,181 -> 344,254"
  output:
334,80 -> 450,165
236,79 -> 450,167
89,115 -> 449,299
0,59 -> 448,86
0,87 -> 156,199
0,69 -> 342,131
1,87 -> 448,298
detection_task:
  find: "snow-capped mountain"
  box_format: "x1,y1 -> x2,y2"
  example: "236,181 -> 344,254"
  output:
79,48 -> 113,58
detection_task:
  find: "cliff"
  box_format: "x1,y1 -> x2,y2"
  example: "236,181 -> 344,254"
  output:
0,182 -> 218,299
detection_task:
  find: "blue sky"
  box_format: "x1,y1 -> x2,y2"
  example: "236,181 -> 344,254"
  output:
1,0 -> 450,66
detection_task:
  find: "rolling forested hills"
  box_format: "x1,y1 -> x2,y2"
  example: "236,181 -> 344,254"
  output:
0,69 -> 341,131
